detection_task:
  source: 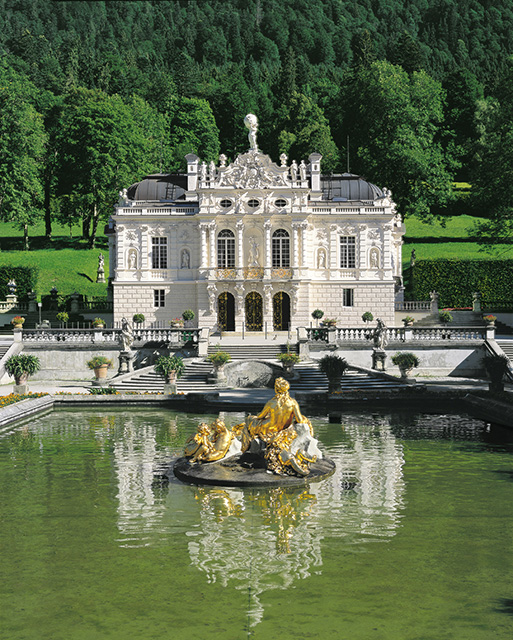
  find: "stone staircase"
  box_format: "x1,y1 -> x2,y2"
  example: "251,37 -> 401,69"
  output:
111,360 -> 218,393
110,357 -> 408,394
497,339 -> 513,362
417,310 -> 484,327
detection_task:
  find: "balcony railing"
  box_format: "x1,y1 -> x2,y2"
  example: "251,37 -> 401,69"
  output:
304,326 -> 487,343
21,327 -> 200,345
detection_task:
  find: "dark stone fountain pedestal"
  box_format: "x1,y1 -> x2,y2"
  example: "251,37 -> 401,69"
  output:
173,453 -> 336,488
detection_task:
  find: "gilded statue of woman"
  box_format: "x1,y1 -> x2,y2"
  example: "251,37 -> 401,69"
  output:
239,377 -> 312,452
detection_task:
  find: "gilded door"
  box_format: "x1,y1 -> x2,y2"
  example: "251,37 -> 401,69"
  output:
245,292 -> 263,331
273,291 -> 291,330
218,292 -> 235,331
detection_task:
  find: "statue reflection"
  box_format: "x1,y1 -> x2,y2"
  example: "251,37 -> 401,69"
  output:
188,485 -> 319,627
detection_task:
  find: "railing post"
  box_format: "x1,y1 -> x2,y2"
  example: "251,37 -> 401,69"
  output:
242,322 -> 244,340
265,321 -> 267,339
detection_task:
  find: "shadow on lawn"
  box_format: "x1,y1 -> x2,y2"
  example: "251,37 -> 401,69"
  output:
0,236 -> 108,251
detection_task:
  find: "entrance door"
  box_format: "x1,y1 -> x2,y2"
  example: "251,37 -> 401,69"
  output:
245,292 -> 263,331
218,292 -> 235,331
273,291 -> 291,330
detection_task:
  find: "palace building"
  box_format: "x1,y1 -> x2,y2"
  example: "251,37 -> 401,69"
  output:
108,115 -> 405,331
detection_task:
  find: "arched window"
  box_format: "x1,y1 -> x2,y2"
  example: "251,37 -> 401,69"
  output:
217,229 -> 235,268
272,229 -> 290,268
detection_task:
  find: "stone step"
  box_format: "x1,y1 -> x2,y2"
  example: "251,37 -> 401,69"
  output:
497,340 -> 513,360
207,343 -> 298,359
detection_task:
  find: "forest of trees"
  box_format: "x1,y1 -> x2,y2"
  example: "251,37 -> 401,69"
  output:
1,0 -> 513,248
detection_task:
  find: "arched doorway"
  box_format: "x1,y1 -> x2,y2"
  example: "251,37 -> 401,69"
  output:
218,292 -> 235,331
245,292 -> 263,331
273,291 -> 291,330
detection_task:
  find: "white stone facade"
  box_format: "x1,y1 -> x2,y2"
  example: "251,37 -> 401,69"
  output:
110,132 -> 404,330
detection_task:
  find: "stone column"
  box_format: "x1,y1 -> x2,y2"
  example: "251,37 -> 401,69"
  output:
330,224 -> 338,270
209,222 -> 216,271
264,220 -> 272,278
383,223 -> 392,270
140,226 -> 149,270
358,225 -> 368,270
301,222 -> 308,267
199,223 -> 208,269
236,220 -> 244,275
292,223 -> 300,268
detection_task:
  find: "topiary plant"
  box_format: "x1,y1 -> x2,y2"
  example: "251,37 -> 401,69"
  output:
391,352 -> 420,378
182,309 -> 195,322
362,311 -> 374,324
132,313 -> 145,324
312,309 -> 324,320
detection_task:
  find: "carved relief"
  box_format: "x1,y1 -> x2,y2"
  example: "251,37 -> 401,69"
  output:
217,150 -> 288,189
207,285 -> 217,315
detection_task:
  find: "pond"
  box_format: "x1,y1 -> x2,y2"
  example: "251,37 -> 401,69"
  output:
1,407 -> 513,639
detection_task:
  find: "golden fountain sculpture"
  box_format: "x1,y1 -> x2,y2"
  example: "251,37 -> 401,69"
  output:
183,378 -> 320,477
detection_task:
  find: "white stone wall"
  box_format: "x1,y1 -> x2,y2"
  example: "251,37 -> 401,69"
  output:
113,282 -> 198,324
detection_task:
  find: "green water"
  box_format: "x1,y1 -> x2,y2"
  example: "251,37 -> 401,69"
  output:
1,408 -> 513,640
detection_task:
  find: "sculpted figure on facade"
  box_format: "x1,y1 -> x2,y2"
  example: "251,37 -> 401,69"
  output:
181,249 -> 190,269
317,248 -> 327,269
128,248 -> 137,270
248,236 -> 261,266
370,248 -> 379,268
209,161 -> 216,182
200,162 -> 207,183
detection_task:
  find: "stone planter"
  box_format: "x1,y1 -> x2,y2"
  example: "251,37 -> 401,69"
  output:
327,375 -> 343,393
13,324 -> 23,329
398,366 -> 414,379
94,364 -> 109,380
213,364 -> 227,386
13,373 -> 29,395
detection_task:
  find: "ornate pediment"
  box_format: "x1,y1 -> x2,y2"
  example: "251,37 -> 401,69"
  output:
216,150 -> 289,190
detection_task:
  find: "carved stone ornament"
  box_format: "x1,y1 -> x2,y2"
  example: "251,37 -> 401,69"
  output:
217,150 -> 289,189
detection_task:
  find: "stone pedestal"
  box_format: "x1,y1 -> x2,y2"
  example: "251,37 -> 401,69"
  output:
118,350 -> 134,375
164,382 -> 177,395
372,348 -> 387,371
13,383 -> 28,395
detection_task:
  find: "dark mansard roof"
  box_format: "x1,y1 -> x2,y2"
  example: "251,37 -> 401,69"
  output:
127,174 -> 187,201
125,171 -> 383,203
321,173 -> 384,201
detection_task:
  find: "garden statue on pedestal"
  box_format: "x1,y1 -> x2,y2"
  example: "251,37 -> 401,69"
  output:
118,317 -> 134,374
96,253 -> 105,283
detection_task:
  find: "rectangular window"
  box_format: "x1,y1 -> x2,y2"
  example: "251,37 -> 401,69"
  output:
340,236 -> 356,268
152,237 -> 168,269
342,288 -> 354,307
154,289 -> 165,308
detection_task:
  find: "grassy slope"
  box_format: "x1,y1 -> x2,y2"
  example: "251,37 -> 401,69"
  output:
402,215 -> 513,267
0,221 -> 108,298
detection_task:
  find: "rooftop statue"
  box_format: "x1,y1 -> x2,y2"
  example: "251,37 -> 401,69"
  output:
244,113 -> 259,151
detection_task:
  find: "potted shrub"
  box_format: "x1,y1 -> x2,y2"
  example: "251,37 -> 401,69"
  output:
391,352 -> 420,379
92,317 -> 106,328
322,318 -> 337,328
362,311 -> 374,325
5,354 -> 41,390
319,354 -> 348,392
483,314 -> 497,326
207,349 -> 231,383
182,309 -> 195,325
86,355 -> 113,380
154,354 -> 185,383
132,313 -> 145,325
11,316 -> 25,329
438,311 -> 453,325
402,316 -> 415,327
312,309 -> 324,326
170,317 -> 184,328
482,353 -> 510,393
56,311 -> 69,326
277,349 -> 301,373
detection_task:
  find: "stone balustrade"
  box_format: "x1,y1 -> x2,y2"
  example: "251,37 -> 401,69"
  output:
303,325 -> 488,344
21,327 -> 201,345
394,301 -> 431,311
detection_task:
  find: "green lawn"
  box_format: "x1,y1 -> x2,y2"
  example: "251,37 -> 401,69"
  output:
0,221 -> 108,298
404,214 -> 483,239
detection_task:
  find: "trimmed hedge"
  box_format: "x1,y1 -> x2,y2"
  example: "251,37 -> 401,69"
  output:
410,259 -> 513,308
0,266 -> 38,300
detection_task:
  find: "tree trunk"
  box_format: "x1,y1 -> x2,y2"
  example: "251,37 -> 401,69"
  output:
88,203 -> 100,249
23,224 -> 29,251
82,212 -> 90,239
44,172 -> 52,239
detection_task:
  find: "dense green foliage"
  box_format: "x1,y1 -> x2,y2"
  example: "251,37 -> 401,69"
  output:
411,259 -> 513,307
1,0 -> 513,243
0,265 -> 38,300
